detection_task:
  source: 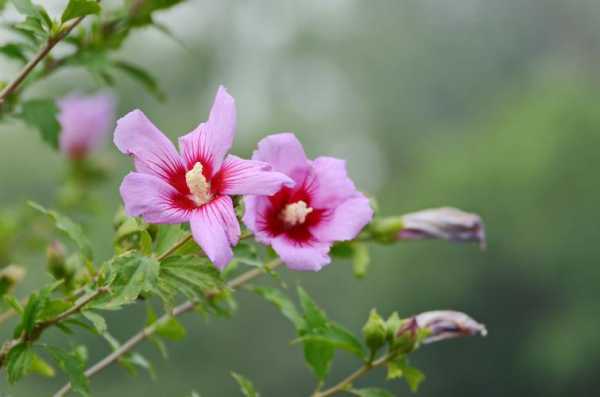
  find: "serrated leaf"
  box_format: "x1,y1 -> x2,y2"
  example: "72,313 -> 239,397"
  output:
94,253 -> 159,309
128,0 -> 185,26
0,43 -> 27,63
156,317 -> 186,341
46,346 -> 89,397
113,60 -> 165,100
29,202 -> 93,260
303,341 -> 334,382
387,357 -> 425,392
82,310 -> 106,334
231,242 -> 262,268
156,255 -> 222,303
10,0 -> 39,18
6,342 -> 33,383
19,99 -> 60,149
30,352 -> 55,378
61,0 -> 100,23
154,224 -> 188,255
351,388 -> 395,397
253,286 -> 304,330
231,372 -> 260,397
294,323 -> 365,358
4,295 -> 24,314
297,287 -> 328,330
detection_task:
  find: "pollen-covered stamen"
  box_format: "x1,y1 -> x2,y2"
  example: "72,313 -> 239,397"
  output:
185,162 -> 212,206
280,200 -> 313,226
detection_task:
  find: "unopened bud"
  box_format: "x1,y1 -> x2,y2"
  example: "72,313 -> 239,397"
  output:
393,317 -> 419,353
412,310 -> 487,344
385,312 -> 403,342
398,207 -> 486,249
0,264 -> 26,294
46,241 -> 69,280
362,309 -> 387,353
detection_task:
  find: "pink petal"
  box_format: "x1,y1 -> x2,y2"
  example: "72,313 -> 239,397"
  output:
179,86 -> 236,175
218,155 -> 294,196
308,157 -> 359,209
252,133 -> 309,176
114,110 -> 184,181
271,236 -> 331,271
189,196 -> 240,269
58,92 -> 115,158
120,172 -> 190,224
242,195 -> 273,245
310,195 -> 373,242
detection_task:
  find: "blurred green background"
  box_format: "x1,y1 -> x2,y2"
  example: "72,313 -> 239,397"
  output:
1,0 -> 600,395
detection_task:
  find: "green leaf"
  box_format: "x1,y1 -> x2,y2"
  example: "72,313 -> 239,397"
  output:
387,357 -> 425,392
29,202 -> 93,260
61,0 -> 100,23
4,295 -> 24,314
156,317 -> 186,341
293,323 -> 365,358
81,310 -> 106,334
231,372 -> 260,397
253,286 -> 305,330
94,253 -> 159,309
156,255 -> 222,303
231,242 -> 262,268
30,353 -> 55,378
46,346 -> 89,397
15,16 -> 47,39
154,224 -> 188,255
352,243 -> 370,278
297,287 -> 328,330
6,342 -> 33,383
303,341 -> 334,382
128,0 -> 185,26
351,388 -> 395,397
113,60 -> 165,100
10,0 -> 39,18
19,99 -> 61,149
120,352 -> 156,379
0,43 -> 27,63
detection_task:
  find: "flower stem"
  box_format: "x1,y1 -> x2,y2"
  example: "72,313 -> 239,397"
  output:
312,353 -> 392,397
53,258 -> 282,397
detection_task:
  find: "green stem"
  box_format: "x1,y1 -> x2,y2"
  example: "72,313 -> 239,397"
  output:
312,353 -> 393,397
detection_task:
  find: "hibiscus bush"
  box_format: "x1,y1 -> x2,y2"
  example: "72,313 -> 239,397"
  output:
0,1 -> 488,396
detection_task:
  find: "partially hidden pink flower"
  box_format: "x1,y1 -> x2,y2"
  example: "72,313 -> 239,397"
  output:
243,133 -> 373,271
58,92 -> 116,160
398,310 -> 487,344
115,86 -> 294,269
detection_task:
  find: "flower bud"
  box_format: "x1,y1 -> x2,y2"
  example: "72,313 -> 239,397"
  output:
398,207 -> 486,249
362,309 -> 387,353
412,310 -> 487,344
0,264 -> 26,294
385,312 -> 403,342
46,241 -> 69,280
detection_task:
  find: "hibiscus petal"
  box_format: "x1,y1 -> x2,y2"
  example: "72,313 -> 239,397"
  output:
252,133 -> 309,176
58,92 -> 115,158
114,110 -> 184,181
120,172 -> 190,224
218,155 -> 294,196
179,86 -> 236,175
271,236 -> 331,271
310,195 -> 373,242
242,195 -> 273,245
307,156 -> 360,209
189,196 -> 240,269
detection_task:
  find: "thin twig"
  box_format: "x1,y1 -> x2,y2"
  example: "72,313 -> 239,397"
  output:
312,354 -> 392,397
53,259 -> 282,397
0,287 -> 108,368
0,13 -> 91,105
156,234 -> 193,261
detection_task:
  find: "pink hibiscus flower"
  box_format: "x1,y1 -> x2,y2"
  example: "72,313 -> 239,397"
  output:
58,92 -> 115,160
243,133 -> 373,271
115,86 -> 293,269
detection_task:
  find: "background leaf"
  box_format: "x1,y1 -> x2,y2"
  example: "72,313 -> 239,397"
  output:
61,0 -> 101,23
231,371 -> 260,397
19,99 -> 60,149
6,342 -> 33,384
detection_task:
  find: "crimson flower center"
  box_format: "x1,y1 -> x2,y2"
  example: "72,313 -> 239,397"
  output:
280,200 -> 313,227
185,162 -> 212,206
